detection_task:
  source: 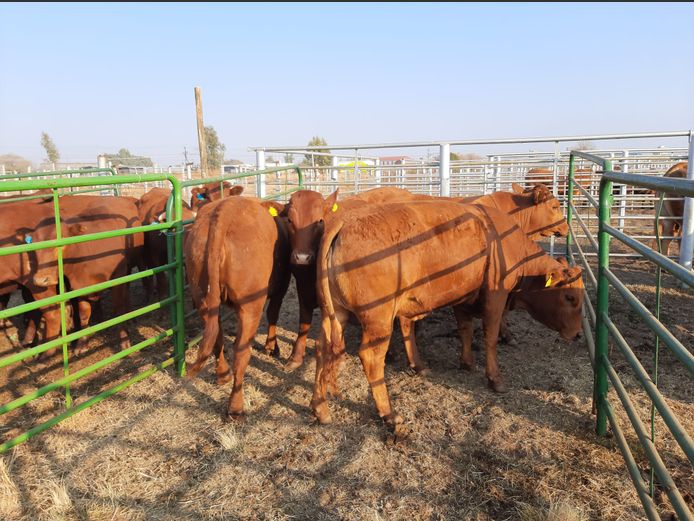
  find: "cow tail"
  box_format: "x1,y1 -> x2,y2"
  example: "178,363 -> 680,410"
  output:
317,219 -> 345,395
190,212 -> 225,374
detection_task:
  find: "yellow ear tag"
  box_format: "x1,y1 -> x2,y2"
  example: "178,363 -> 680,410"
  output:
331,203 -> 338,212
545,274 -> 553,287
268,207 -> 278,217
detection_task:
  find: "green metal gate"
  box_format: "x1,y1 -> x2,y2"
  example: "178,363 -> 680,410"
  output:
566,151 -> 693,520
0,165 -> 302,453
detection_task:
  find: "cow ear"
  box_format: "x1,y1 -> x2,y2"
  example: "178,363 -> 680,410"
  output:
68,223 -> 86,235
229,185 -> 244,196
261,201 -> 285,216
322,189 -> 340,216
511,182 -> 524,194
532,184 -> 551,204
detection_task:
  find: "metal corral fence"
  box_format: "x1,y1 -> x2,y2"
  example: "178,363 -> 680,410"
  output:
566,151 -> 693,520
0,165 -> 303,453
252,130 -> 693,268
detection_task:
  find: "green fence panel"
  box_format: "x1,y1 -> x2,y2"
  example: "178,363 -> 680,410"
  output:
0,164 -> 303,453
567,152 -> 693,520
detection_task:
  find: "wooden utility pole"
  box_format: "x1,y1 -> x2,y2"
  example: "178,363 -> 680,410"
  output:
194,86 -> 208,178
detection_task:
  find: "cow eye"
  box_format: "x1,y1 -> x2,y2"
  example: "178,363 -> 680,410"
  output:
566,295 -> 575,303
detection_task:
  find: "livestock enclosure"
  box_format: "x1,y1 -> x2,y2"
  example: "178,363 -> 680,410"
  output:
0,131 -> 692,521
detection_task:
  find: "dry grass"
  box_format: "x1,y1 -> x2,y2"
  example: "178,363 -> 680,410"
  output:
0,258 -> 691,520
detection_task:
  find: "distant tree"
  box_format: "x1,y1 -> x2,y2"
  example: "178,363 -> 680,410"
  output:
40,132 -> 60,164
0,154 -> 33,173
283,153 -> 294,164
204,126 -> 226,170
446,152 -> 482,161
303,136 -> 332,167
102,148 -> 154,167
574,141 -> 595,151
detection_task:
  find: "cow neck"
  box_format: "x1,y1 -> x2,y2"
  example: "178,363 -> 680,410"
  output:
510,239 -> 555,296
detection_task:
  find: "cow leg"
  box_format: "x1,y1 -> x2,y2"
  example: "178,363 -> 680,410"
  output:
74,299 -> 93,355
311,307 -> 349,425
498,312 -> 515,346
482,293 -> 508,393
453,305 -> 475,371
359,324 -> 404,436
0,293 -> 11,329
398,316 -> 428,375
111,284 -> 131,350
286,296 -> 314,371
263,294 -> 283,359
214,315 -> 231,385
226,301 -> 264,420
36,306 -> 62,360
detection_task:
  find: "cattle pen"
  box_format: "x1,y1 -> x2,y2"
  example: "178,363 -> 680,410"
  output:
0,131 -> 692,521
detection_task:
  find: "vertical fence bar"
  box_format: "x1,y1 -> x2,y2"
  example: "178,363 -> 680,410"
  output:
52,190 -> 72,408
439,143 -> 450,197
618,151 -> 629,232
375,157 -> 381,188
550,142 -> 560,256
172,179 -> 186,377
256,149 -> 266,198
595,159 -> 614,436
678,135 -> 694,269
566,154 -> 576,260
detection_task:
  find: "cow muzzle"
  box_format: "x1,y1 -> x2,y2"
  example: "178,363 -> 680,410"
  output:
291,251 -> 314,266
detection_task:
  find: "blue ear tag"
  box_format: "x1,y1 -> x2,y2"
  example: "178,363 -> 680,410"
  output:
25,235 -> 33,244
196,193 -> 205,200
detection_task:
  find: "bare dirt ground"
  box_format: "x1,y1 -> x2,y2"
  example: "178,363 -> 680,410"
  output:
0,256 -> 692,521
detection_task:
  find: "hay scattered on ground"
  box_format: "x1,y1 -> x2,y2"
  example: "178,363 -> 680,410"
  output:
0,258 -> 691,520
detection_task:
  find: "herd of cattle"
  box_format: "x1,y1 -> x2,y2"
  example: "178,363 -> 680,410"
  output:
0,161 -> 687,435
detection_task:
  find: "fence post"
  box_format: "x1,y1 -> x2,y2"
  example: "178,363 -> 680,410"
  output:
618,151 -> 629,232
256,149 -> 266,198
331,155 -> 339,181
439,143 -> 450,197
566,154 -> 575,261
194,86 -> 208,178
595,159 -> 614,436
678,135 -> 694,270
375,157 -> 381,188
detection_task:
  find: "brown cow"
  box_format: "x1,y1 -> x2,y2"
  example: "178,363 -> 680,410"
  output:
26,196 -> 144,356
190,182 -> 244,211
283,184 -> 568,371
311,202 -> 584,434
653,162 -> 688,256
137,187 -> 197,302
0,195 -> 62,343
185,196 -> 291,419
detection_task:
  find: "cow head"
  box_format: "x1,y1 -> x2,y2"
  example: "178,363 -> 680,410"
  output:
285,189 -> 339,266
190,182 -> 244,210
514,257 -> 584,341
26,221 -> 87,288
512,183 -> 568,239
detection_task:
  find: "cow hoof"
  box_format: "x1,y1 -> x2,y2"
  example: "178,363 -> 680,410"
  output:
459,360 -> 474,371
119,340 -> 131,351
216,372 -> 232,385
500,335 -> 516,346
285,359 -> 303,372
415,366 -> 431,377
186,363 -> 203,380
488,378 -> 507,393
384,414 -> 408,442
226,410 -> 246,423
313,403 -> 332,425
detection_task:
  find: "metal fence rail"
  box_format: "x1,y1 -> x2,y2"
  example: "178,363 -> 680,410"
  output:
0,165 -> 303,453
566,151 -> 693,521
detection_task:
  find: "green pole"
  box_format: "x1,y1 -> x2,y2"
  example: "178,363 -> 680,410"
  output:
52,190 -> 72,408
594,159 -> 614,435
171,179 -> 186,376
566,154 -> 575,260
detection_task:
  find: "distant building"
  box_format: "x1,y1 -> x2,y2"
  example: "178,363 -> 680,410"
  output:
378,156 -> 411,166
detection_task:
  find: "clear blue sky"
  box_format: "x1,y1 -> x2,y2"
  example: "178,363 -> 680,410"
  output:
1,2 -> 692,166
